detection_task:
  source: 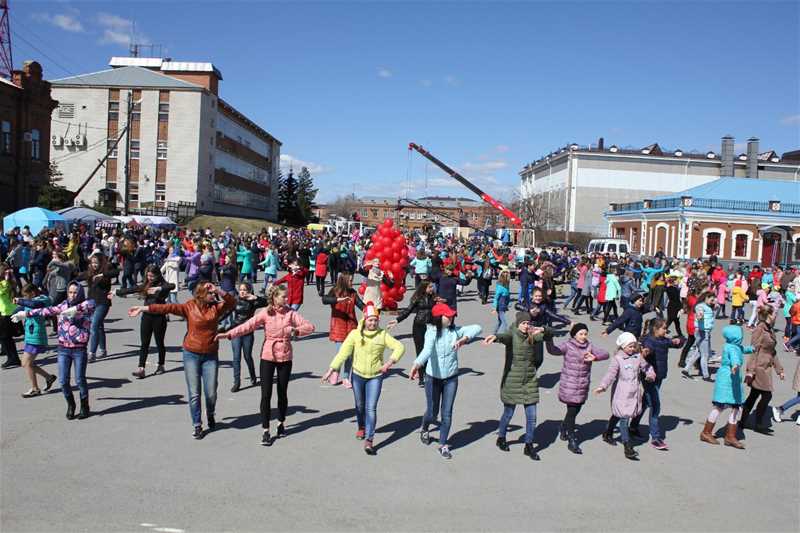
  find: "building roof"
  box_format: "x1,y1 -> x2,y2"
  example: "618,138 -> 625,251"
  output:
109,57 -> 223,80
358,196 -> 483,208
50,66 -> 203,90
654,177 -> 800,203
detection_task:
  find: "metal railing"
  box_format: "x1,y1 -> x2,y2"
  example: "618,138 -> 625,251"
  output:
611,198 -> 800,215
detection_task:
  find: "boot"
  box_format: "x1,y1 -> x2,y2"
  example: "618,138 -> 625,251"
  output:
495,436 -> 509,452
602,421 -> 617,446
567,431 -> 582,454
66,394 -> 76,420
523,443 -> 540,461
723,423 -> 745,449
700,420 -> 719,445
623,442 -> 638,460
77,398 -> 90,419
558,423 -> 568,442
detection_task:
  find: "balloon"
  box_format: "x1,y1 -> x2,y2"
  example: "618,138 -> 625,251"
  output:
391,252 -> 401,263
366,250 -> 375,260
358,284 -> 366,296
399,257 -> 408,268
384,218 -> 393,228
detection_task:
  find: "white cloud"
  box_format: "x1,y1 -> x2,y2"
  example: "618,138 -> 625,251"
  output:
377,67 -> 392,79
33,12 -> 84,32
97,13 -> 148,47
443,74 -> 460,87
280,154 -> 331,176
780,114 -> 800,125
462,160 -> 508,174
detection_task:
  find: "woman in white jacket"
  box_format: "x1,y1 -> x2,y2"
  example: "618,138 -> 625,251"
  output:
160,246 -> 181,304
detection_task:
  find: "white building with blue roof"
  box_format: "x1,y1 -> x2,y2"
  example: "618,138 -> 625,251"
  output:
605,177 -> 800,265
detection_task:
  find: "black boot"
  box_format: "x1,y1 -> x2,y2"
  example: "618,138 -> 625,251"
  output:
496,436 -> 509,452
559,424 -> 568,442
77,398 -> 90,419
523,443 -> 540,461
602,421 -> 617,446
567,431 -> 582,454
66,395 -> 76,420
624,442 -> 639,460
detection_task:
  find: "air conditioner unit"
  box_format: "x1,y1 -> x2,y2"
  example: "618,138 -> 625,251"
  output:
74,134 -> 86,147
52,135 -> 63,147
64,137 -> 74,146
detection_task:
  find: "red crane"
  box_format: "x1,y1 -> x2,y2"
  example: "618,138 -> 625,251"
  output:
0,0 -> 13,79
408,142 -> 522,227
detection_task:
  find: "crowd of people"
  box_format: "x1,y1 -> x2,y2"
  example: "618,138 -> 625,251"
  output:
1,220 -> 798,461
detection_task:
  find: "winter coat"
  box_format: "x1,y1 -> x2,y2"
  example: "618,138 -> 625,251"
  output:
605,273 -> 621,301
410,258 -> 432,275
224,294 -> 268,329
746,321 -> 784,392
45,259 -> 74,300
15,295 -> 52,346
275,269 -> 308,305
261,251 -> 279,276
437,275 -> 468,310
321,290 -> 364,342
414,324 -> 482,380
547,337 -> 609,405
599,351 -> 655,418
396,294 -> 435,328
315,252 -> 329,277
148,293 -> 236,354
605,305 -> 645,337
236,248 -> 255,275
494,328 -> 545,405
731,285 -> 748,307
0,279 -> 14,316
226,305 -> 314,362
712,326 -> 753,405
329,324 -> 405,379
27,298 -> 96,348
160,256 -> 181,293
642,334 -> 684,380
492,284 -> 510,313
694,302 -> 715,332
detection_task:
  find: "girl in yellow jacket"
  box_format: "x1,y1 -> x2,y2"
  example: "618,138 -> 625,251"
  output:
322,302 -> 405,455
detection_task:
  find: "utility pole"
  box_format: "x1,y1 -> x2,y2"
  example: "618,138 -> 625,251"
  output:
123,90 -> 134,215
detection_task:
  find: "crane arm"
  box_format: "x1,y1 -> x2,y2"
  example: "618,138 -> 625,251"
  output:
408,142 -> 522,226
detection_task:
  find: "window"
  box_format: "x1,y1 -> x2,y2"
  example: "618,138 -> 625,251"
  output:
58,103 -> 75,119
607,243 -> 617,253
705,232 -> 721,256
1,121 -> 10,154
158,103 -> 169,122
31,129 -> 40,160
619,244 -> 628,254
129,193 -> 139,201
615,227 -> 625,239
734,234 -> 748,258
107,139 -> 118,159
106,182 -> 117,190
132,101 -> 141,121
130,140 -> 140,159
108,101 -> 119,121
157,141 -> 168,160
155,184 -> 166,202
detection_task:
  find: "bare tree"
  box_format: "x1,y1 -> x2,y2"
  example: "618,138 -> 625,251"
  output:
326,194 -> 358,219
511,189 -> 565,239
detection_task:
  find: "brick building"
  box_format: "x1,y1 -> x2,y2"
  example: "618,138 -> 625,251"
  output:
0,61 -> 58,214
605,177 -> 800,266
317,196 -> 498,231
48,57 -> 281,220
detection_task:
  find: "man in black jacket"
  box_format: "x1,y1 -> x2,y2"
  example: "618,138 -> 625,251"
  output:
602,294 -> 647,338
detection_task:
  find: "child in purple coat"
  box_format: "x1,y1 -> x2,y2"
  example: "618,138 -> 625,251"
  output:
595,332 -> 656,460
545,323 -> 609,454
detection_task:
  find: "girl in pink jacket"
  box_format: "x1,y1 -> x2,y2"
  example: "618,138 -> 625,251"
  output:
217,284 -> 314,446
595,332 -> 655,460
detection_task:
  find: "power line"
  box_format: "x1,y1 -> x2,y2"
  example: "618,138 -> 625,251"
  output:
52,118 -> 114,131
11,29 -> 97,87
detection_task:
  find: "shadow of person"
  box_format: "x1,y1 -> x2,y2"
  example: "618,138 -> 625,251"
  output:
374,415 -> 423,451
86,376 -> 130,390
537,372 -> 561,389
292,371 -> 321,380
282,408 -> 357,436
94,394 -> 186,416
531,419 -> 561,452
221,405 -> 320,431
448,419 -> 506,450
457,367 -> 485,377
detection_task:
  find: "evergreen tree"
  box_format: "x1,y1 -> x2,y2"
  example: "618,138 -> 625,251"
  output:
296,166 -> 318,223
278,168 -> 302,225
37,162 -> 74,210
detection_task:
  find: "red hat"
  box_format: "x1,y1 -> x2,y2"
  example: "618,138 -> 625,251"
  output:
363,301 -> 380,319
432,302 -> 457,319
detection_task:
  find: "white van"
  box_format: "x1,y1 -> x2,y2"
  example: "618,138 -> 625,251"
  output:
587,238 -> 629,256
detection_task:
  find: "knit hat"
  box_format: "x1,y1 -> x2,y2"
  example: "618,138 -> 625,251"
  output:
363,301 -> 379,319
432,302 -> 457,319
515,311 -> 530,325
616,332 -> 637,349
570,323 -> 588,337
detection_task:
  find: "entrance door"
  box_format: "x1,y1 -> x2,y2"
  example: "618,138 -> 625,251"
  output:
761,233 -> 782,266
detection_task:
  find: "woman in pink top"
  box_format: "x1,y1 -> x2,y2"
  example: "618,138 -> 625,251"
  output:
217,284 -> 314,446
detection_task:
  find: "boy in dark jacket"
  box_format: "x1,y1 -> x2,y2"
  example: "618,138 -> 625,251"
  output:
603,294 -> 647,338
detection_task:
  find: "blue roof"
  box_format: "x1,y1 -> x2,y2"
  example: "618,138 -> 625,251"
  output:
51,66 -> 202,90
654,177 -> 800,203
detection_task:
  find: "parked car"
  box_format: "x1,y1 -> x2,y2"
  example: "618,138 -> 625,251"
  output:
587,238 -> 630,256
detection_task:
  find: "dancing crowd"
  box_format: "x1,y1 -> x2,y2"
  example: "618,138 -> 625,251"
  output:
1,221 -> 798,461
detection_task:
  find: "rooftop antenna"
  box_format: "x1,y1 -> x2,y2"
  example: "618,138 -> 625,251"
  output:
0,0 -> 13,79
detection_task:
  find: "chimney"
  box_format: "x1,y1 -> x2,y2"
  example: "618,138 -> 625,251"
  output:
746,137 -> 759,179
721,135 -> 734,176
598,137 -> 604,151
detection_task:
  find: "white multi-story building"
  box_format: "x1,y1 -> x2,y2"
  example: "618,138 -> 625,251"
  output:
48,57 -> 281,220
519,136 -> 800,236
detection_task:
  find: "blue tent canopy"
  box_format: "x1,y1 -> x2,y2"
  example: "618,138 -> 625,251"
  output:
3,207 -> 68,236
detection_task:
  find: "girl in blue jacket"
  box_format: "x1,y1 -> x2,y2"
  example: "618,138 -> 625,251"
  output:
409,303 -> 481,460
13,284 -> 56,398
492,271 -> 511,334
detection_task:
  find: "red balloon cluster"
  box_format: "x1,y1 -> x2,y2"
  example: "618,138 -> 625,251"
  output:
360,218 -> 408,310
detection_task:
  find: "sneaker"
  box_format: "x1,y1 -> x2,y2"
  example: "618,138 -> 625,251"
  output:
97,350 -> 106,359
681,370 -> 694,380
650,439 -> 669,451
88,353 -> 96,363
131,368 -> 145,379
262,431 -> 273,446
355,428 -> 365,440
154,365 -> 165,375
1,360 -> 21,369
783,342 -> 791,352
21,389 -> 42,398
192,426 -> 204,440
496,436 -> 510,451
772,406 -> 783,423
439,446 -> 452,459
276,423 -> 286,437
420,430 -> 431,445
364,440 -> 377,455
44,374 -> 57,391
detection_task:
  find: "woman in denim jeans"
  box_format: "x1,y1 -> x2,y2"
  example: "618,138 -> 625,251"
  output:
682,292 -> 717,382
130,282 -> 235,439
409,303 -> 481,460
16,282 -> 95,420
77,254 -> 118,362
322,302 -> 405,455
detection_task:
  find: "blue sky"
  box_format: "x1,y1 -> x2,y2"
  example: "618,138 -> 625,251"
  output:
11,0 -> 800,202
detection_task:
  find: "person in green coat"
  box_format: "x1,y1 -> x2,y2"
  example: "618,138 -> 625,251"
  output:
483,311 -> 547,461
602,270 -> 622,324
237,244 -> 255,283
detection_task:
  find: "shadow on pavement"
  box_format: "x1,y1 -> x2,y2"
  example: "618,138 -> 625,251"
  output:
283,407 -> 356,436
86,375 -> 131,390
537,372 -> 561,389
374,415 -> 423,451
221,405 -> 321,431
94,394 -> 187,416
449,419 -> 503,450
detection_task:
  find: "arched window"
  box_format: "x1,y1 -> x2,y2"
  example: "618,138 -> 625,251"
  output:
1,121 -> 11,154
30,129 -> 40,160
705,232 -> 721,256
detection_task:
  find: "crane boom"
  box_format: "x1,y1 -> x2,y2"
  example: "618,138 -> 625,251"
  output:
408,143 -> 522,227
